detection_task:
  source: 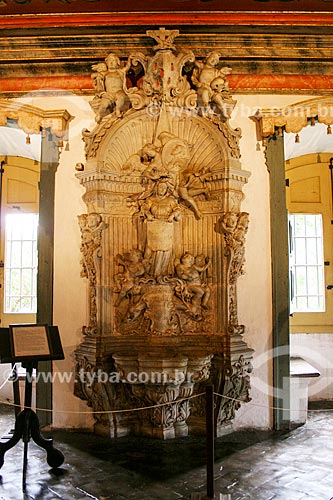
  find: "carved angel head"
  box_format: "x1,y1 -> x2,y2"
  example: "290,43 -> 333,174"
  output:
105,53 -> 121,70
210,76 -> 227,93
180,252 -> 195,266
205,52 -> 221,67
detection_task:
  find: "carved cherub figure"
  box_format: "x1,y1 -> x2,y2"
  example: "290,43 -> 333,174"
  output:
159,132 -> 209,220
114,249 -> 148,307
90,53 -> 132,122
78,213 -> 107,280
91,62 -> 108,93
219,212 -> 238,234
192,52 -> 232,117
175,252 -> 210,318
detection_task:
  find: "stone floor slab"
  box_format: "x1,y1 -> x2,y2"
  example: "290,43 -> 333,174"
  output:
0,405 -> 332,499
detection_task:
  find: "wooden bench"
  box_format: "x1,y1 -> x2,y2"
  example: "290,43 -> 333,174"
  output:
290,356 -> 320,424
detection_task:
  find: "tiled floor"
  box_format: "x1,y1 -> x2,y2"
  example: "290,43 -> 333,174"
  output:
0,403 -> 332,499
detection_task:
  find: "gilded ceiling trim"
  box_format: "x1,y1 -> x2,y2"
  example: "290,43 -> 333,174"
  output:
256,97 -> 333,137
0,12 -> 333,29
0,99 -> 72,135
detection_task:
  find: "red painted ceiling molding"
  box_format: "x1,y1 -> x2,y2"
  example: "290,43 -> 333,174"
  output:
0,12 -> 333,29
1,74 -> 333,94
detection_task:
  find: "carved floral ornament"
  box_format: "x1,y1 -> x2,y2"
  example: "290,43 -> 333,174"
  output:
255,97 -> 333,140
0,99 -> 72,137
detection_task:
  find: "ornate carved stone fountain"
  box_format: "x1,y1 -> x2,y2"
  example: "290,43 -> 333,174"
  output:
74,28 -> 253,439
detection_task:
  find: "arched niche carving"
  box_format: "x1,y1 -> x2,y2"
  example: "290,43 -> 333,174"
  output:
96,109 -> 239,172
74,28 -> 253,439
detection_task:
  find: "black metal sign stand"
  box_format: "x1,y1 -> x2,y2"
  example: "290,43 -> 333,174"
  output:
0,324 -> 65,491
0,362 -> 64,490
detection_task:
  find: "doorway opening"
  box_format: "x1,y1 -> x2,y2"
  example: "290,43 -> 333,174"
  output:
0,100 -> 71,427
258,97 -> 333,428
284,125 -> 333,405
0,127 -> 41,406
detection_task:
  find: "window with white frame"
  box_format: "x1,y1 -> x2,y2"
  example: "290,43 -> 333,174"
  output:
289,213 -> 325,312
4,213 -> 38,313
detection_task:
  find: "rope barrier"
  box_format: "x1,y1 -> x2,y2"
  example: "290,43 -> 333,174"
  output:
0,391 -> 206,414
0,364 -> 16,392
213,391 -> 333,413
0,386 -> 332,415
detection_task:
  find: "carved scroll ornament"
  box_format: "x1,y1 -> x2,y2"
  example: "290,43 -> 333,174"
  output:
217,355 -> 253,426
78,212 -> 107,335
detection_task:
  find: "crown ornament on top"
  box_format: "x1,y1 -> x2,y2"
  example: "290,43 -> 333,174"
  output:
89,27 -> 236,123
146,28 -> 179,51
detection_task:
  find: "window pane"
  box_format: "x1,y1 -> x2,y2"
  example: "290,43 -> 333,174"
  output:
10,222 -> 22,240
20,297 -> 32,312
9,269 -> 20,296
289,213 -> 325,313
294,215 -> 305,237
22,241 -> 33,267
296,296 -> 307,311
21,269 -> 33,296
308,296 -> 320,310
4,213 -> 38,314
21,217 -> 35,240
317,238 -> 324,260
296,266 -> 307,295
306,238 -> 317,265
305,215 -> 316,236
307,266 -> 319,295
9,297 -> 20,313
295,238 -> 306,265
10,241 -> 21,267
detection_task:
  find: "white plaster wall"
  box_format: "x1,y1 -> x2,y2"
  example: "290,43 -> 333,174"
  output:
290,333 -> 333,400
12,92 -> 322,431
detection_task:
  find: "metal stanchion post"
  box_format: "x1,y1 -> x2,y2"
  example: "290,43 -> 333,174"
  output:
204,384 -> 215,500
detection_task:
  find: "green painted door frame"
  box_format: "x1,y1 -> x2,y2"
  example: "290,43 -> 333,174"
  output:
36,132 -> 59,428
